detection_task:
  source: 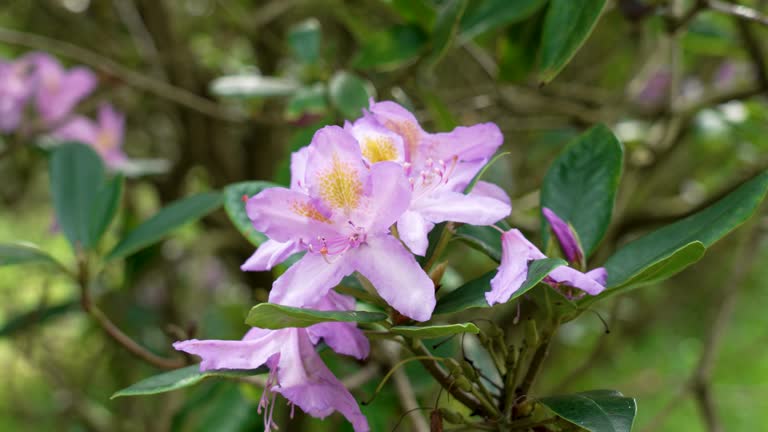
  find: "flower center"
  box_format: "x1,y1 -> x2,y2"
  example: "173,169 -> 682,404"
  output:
318,155 -> 363,211
361,136 -> 398,163
409,156 -> 458,200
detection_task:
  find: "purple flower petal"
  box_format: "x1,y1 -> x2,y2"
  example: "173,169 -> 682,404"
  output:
306,291 -> 370,360
396,210 -> 433,256
241,239 -> 302,272
268,252 -> 353,308
486,229 -> 544,306
348,234 -> 435,321
173,328 -> 285,371
290,146 -> 310,191
367,100 -> 424,162
421,122 -> 503,164
246,187 -> 338,244
346,115 -> 405,164
547,266 -> 606,296
585,267 -> 607,286
542,207 -> 583,265
358,161 -> 411,233
415,189 -> 510,226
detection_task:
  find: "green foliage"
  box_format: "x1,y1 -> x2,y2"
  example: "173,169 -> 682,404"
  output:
0,300 -> 78,337
223,181 -> 278,247
328,71 -> 372,118
245,303 -> 388,329
111,365 -> 267,398
427,0 -> 468,67
288,18 -> 321,64
453,224 -> 505,262
538,0 -> 606,83
460,0 -> 548,40
106,192 -> 223,260
285,83 -> 328,120
0,242 -> 63,269
538,390 -> 637,432
352,25 -> 428,71
541,124 -> 624,257
434,258 -> 565,314
389,323 -> 479,338
584,172 -> 768,304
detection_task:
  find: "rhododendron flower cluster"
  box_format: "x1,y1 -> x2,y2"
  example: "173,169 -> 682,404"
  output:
0,52 -> 127,168
174,100 -> 608,431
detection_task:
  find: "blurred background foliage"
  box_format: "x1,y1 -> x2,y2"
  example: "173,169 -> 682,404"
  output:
0,0 -> 767,431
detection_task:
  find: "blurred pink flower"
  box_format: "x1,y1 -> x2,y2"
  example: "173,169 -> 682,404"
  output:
54,104 -> 127,168
0,56 -> 36,132
30,52 -> 96,124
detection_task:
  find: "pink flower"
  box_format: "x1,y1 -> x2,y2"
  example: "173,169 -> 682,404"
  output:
173,292 -> 369,432
347,100 -> 511,255
485,229 -> 606,306
246,126 -> 435,321
53,104 -> 127,169
0,56 -> 36,132
30,52 -> 96,125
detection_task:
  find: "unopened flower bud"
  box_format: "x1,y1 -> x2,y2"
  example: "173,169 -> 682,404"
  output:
460,360 -> 477,381
438,408 -> 466,425
453,376 -> 472,392
525,319 -> 539,347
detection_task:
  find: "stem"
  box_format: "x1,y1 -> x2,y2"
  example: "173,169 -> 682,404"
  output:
407,338 -> 498,417
77,255 -> 185,370
423,222 -> 454,272
517,336 -> 553,400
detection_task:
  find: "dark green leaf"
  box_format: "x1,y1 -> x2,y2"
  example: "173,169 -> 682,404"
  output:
389,0 -> 437,30
285,83 -> 328,120
0,300 -> 78,337
352,25 -> 428,71
288,18 -> 321,64
460,0 -> 548,40
498,13 -> 545,82
428,0 -> 468,67
541,124 -> 623,257
538,390 -> 637,432
106,192 -> 223,260
434,258 -> 565,314
223,181 -> 279,247
600,172 -> 768,290
390,323 -> 479,338
210,74 -> 299,99
88,174 -> 123,246
245,303 -> 388,329
49,142 -> 105,250
454,224 -> 504,262
110,365 -> 267,399
464,152 -> 510,194
538,0 -> 606,83
328,71 -> 372,118
0,242 -> 62,269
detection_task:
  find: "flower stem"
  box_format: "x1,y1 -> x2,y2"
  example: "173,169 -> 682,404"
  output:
423,222 -> 454,272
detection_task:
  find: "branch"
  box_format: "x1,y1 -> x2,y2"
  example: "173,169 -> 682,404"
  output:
708,0 -> 768,26
0,26 -> 244,122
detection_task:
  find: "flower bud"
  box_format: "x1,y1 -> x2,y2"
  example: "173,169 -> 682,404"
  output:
438,408 -> 466,425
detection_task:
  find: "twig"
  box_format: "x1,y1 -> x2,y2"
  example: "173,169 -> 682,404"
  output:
380,340 -> 430,432
733,14 -> 768,93
0,26 -> 244,122
708,0 -> 768,26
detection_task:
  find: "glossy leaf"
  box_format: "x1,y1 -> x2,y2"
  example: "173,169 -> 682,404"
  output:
454,224 -> 504,262
541,124 -> 623,257
49,142 -> 105,250
88,174 -> 123,247
389,0 -> 436,30
352,25 -> 428,71
106,192 -> 223,260
390,323 -> 479,339
111,365 -> 267,399
538,0 -> 606,83
245,303 -> 388,329
288,18 -> 321,64
329,71 -> 372,118
601,172 -> 768,290
464,152 -> 510,194
210,74 -> 299,99
223,181 -> 279,247
460,0 -> 548,40
0,242 -> 62,269
0,300 -> 78,337
434,258 -> 565,314
428,0 -> 468,67
538,390 -> 636,432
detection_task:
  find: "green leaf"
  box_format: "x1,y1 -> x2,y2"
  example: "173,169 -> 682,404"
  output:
285,83 -> 328,120
245,303 -> 388,329
0,300 -> 78,337
223,181 -> 280,247
389,0 -> 437,30
210,74 -> 299,99
428,0 -> 468,67
49,142 -> 105,250
498,12 -> 545,82
600,172 -> 768,291
390,323 -> 479,338
288,18 -> 321,64
0,242 -> 62,269
110,365 -> 267,399
454,224 -> 504,262
106,192 -> 223,260
328,71 -> 373,119
460,0 -> 548,40
88,174 -> 123,247
434,258 -> 565,314
352,25 -> 428,71
537,0 -> 606,83
464,152 -> 510,194
538,390 -> 637,432
541,124 -> 623,258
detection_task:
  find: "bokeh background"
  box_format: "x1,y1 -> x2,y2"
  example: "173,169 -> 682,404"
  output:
1,0 -> 768,431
